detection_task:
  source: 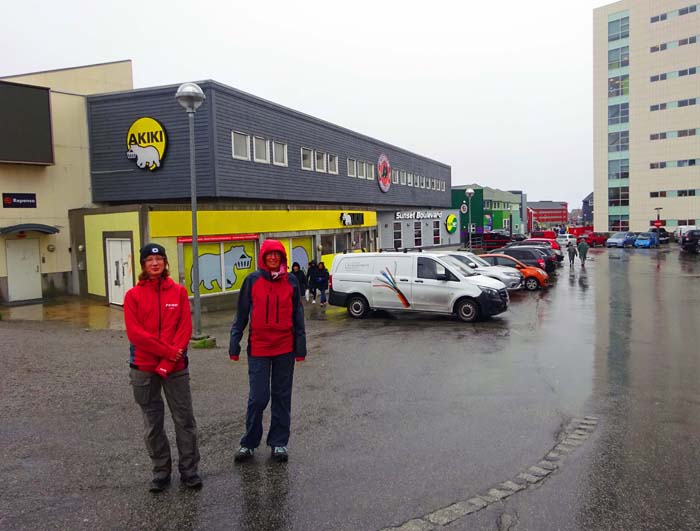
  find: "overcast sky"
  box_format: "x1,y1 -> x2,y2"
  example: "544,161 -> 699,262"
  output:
2,0 -> 613,208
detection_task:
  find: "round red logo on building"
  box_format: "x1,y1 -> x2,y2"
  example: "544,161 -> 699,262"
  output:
377,154 -> 391,193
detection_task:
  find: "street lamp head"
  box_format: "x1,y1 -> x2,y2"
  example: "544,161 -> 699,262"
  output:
465,188 -> 475,199
175,82 -> 205,112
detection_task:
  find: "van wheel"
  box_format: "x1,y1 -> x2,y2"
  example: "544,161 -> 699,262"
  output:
347,295 -> 369,318
524,277 -> 539,291
455,299 -> 479,323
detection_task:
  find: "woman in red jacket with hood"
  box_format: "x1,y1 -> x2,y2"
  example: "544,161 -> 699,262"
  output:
229,239 -> 306,463
124,243 -> 201,492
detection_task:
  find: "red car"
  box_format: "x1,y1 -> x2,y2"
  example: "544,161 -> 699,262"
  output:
578,232 -> 607,247
524,238 -> 561,251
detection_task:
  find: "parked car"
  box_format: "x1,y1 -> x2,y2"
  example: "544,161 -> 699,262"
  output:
522,238 -> 564,261
504,242 -> 559,269
649,227 -> 670,244
329,252 -> 508,322
511,233 -> 528,241
481,232 -> 513,251
531,230 -> 557,239
480,253 -> 549,291
606,231 -> 636,248
555,234 -> 578,248
633,232 -> 658,248
680,229 -> 700,253
674,225 -> 697,242
492,246 -> 552,272
577,232 -> 607,247
438,251 -> 523,290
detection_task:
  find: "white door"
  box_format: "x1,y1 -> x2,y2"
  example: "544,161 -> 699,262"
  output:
411,257 -> 456,312
370,256 -> 413,309
6,239 -> 42,302
106,239 -> 134,306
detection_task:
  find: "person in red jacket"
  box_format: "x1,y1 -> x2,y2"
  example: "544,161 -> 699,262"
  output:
124,243 -> 202,492
229,239 -> 306,463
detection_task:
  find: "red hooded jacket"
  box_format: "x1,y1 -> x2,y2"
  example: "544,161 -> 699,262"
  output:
229,239 -> 306,359
124,276 -> 192,373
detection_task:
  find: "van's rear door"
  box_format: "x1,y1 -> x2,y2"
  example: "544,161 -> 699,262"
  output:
370,256 -> 413,309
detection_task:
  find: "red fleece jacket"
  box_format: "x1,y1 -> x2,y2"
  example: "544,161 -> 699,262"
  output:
124,276 -> 192,373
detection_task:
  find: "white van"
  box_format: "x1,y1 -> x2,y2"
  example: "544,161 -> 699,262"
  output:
328,252 -> 508,322
555,234 -> 577,247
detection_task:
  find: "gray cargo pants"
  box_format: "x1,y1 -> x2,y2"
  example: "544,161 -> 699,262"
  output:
129,368 -> 200,480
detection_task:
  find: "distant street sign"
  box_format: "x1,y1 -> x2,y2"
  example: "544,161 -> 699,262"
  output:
653,220 -> 662,228
460,204 -> 468,214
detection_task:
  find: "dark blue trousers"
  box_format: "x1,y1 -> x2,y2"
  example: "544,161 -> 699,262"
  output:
241,352 -> 295,449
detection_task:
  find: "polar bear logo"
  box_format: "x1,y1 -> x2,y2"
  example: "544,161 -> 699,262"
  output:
191,246 -> 252,292
127,144 -> 161,170
340,213 -> 353,226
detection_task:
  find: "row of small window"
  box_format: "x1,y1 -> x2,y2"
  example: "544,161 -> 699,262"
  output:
608,159 -> 629,180
650,159 -> 700,169
393,221 -> 441,248
650,128 -> 699,140
650,98 -> 697,111
651,4 -> 697,23
389,170 -> 446,191
301,148 -> 340,174
608,102 -> 629,125
608,186 -> 629,206
608,46 -> 629,70
651,35 -> 697,53
232,131 -> 291,166
608,75 -> 629,97
607,17 -> 629,42
650,189 -> 698,198
346,158 -> 374,179
608,131 -> 629,152
650,67 -> 697,82
483,200 -> 511,210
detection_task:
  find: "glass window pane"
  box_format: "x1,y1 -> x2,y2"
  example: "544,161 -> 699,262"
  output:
233,133 -> 249,159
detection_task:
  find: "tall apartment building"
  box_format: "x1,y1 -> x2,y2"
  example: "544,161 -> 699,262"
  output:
594,1 -> 700,233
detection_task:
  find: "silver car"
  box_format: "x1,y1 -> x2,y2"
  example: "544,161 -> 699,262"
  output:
439,252 -> 523,290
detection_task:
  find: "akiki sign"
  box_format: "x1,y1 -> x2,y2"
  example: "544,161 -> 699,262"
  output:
395,210 -> 443,220
126,117 -> 167,171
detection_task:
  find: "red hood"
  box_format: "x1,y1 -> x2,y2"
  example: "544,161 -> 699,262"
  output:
259,239 -> 288,273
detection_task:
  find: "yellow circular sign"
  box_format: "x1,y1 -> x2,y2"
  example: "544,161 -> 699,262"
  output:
445,214 -> 458,234
126,117 -> 166,171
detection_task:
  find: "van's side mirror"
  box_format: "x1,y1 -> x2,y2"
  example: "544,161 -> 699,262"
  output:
468,263 -> 477,269
436,273 -> 449,281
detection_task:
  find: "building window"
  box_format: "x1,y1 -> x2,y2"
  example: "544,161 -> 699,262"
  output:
608,215 -> 629,232
301,147 -> 314,170
421,176 -> 426,188
433,220 -> 441,245
399,170 -> 406,185
608,186 -> 629,206
414,221 -> 422,247
607,17 -> 629,42
347,158 -> 356,177
608,103 -> 629,124
272,141 -> 287,166
393,221 -> 402,249
367,163 -> 375,180
232,132 -> 251,160
407,172 -> 413,186
608,46 -> 629,69
253,137 -> 269,163
328,154 -> 338,174
441,181 -> 446,192
357,161 -> 366,179
315,151 -> 327,173
608,75 -> 629,97
608,131 -> 629,152
392,168 -> 399,184
608,159 -> 629,180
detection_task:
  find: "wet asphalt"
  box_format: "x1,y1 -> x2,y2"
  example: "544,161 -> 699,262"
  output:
1,247 -> 699,531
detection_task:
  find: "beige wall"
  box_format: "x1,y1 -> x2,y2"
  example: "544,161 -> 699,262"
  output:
594,1 -> 700,232
0,61 -> 133,287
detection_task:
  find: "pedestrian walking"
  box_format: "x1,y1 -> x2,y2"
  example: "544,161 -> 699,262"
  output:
124,243 -> 202,492
314,261 -> 330,306
290,261 -> 308,300
577,239 -> 589,268
229,239 -> 307,463
567,242 -> 578,267
307,260 -> 319,303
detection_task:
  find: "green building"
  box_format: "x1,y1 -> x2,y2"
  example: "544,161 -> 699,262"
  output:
451,184 -> 524,239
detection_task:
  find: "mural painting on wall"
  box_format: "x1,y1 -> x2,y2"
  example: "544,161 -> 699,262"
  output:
291,237 -> 312,271
184,241 -> 255,295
